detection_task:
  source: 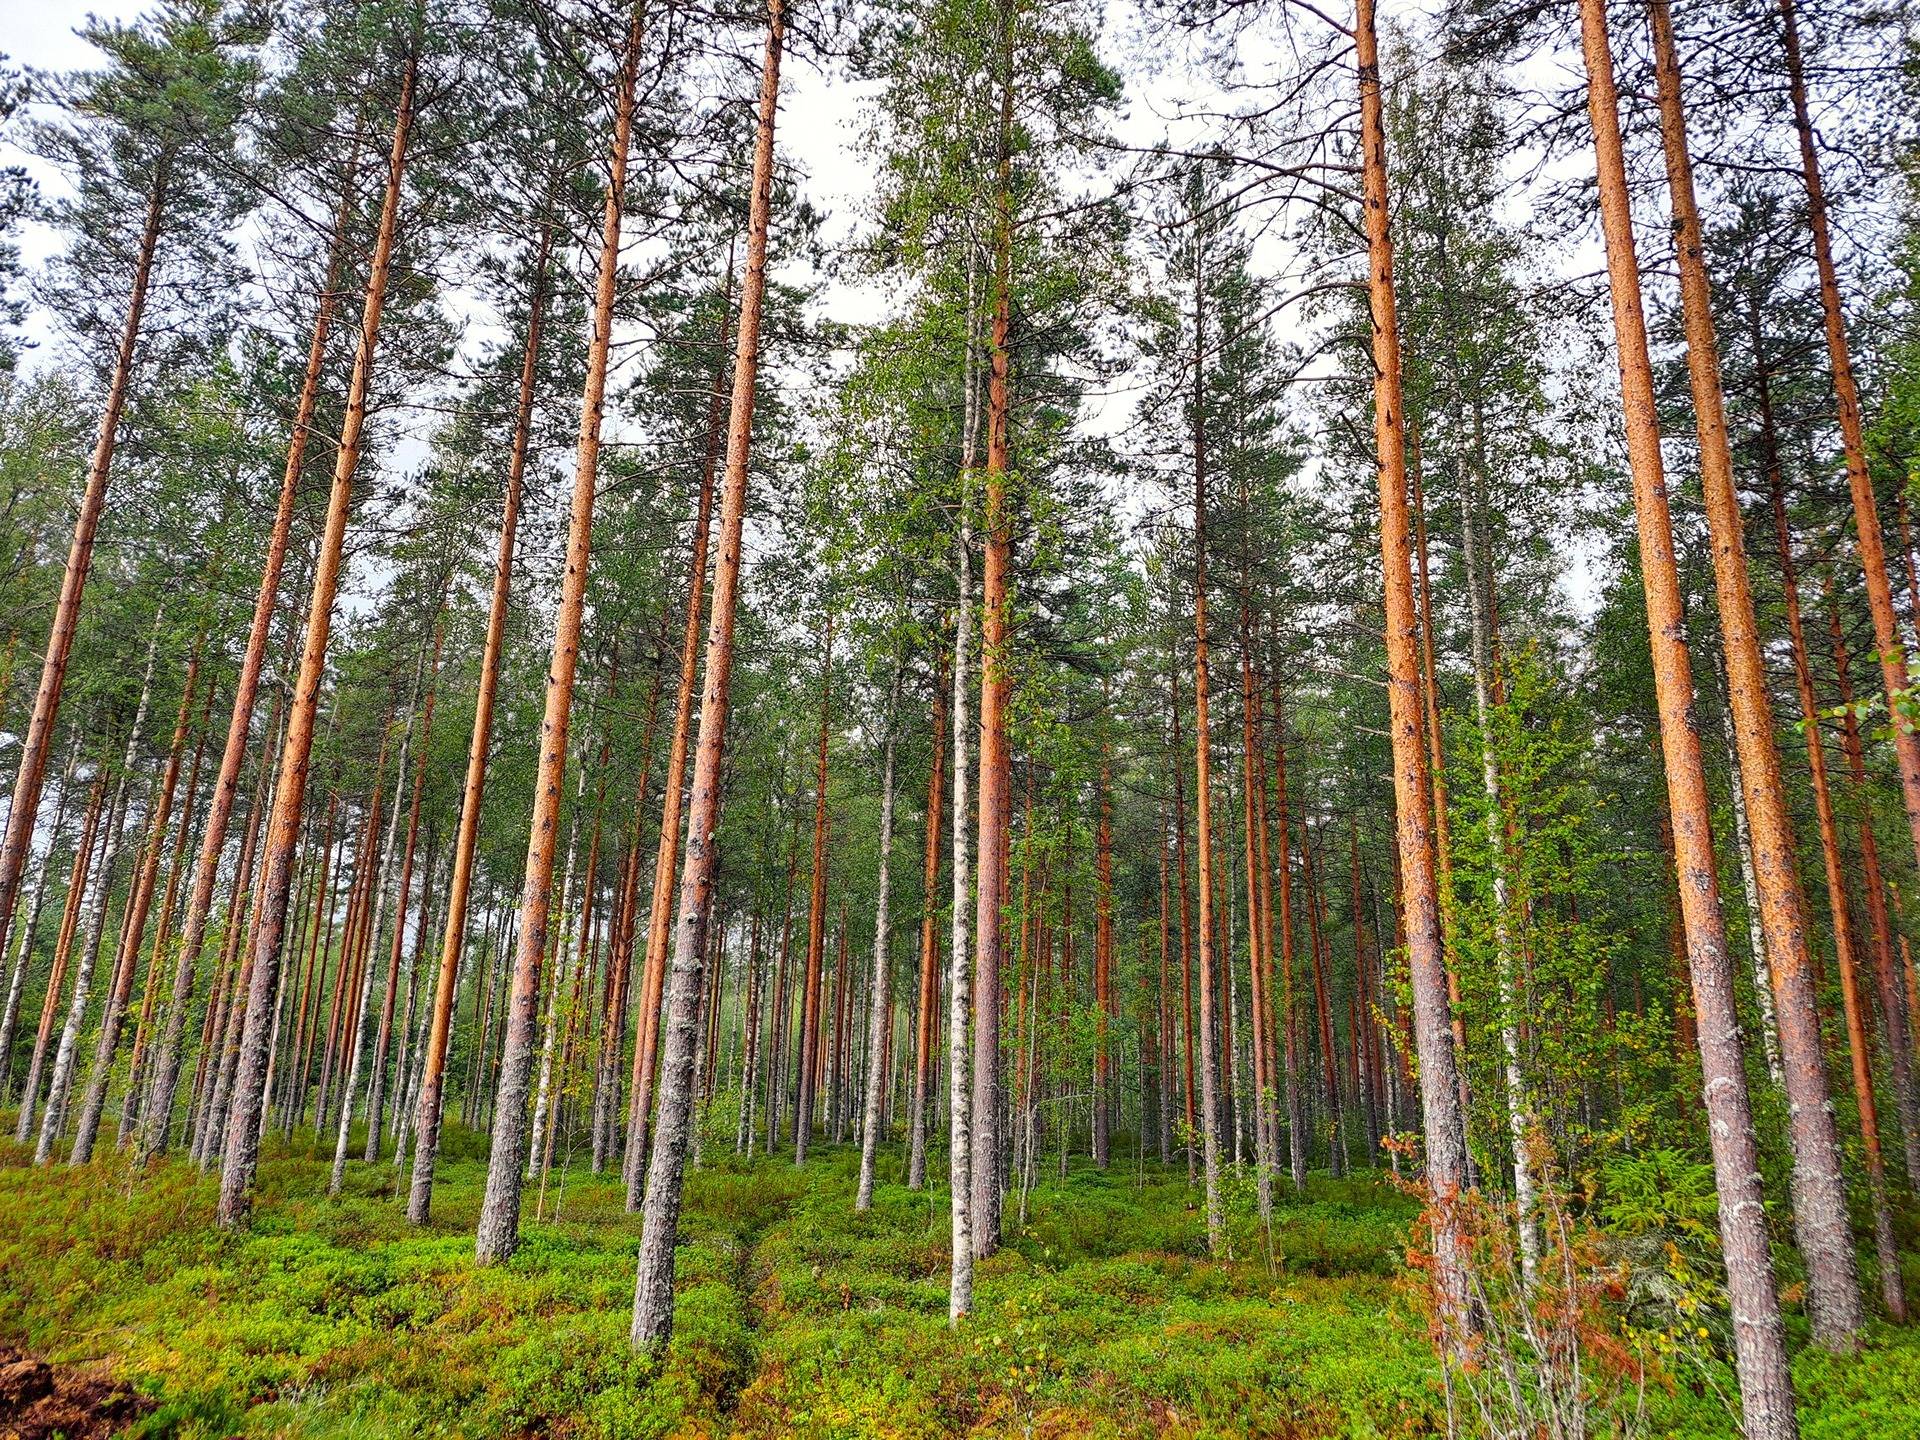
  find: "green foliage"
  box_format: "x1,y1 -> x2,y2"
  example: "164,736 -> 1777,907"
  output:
5,1135 -> 1906,1436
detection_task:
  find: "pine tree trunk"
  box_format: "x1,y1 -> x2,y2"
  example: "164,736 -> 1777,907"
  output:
624,255 -> 730,1203
34,616 -> 160,1158
121,678 -> 212,1146
69,648 -> 202,1164
0,744 -> 79,1104
467,6 -> 646,1256
1778,0 -> 1920,950
218,55 -> 415,1229
0,171 -> 166,969
1577,0 -> 1804,1418
629,0 -> 783,1348
1822,595 -> 1911,1317
1654,0 -> 1873,1347
14,771 -> 105,1139
1354,0 -> 1471,1334
141,174 -> 362,1160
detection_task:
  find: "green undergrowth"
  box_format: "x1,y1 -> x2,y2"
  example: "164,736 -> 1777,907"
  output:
0,1126 -> 1913,1438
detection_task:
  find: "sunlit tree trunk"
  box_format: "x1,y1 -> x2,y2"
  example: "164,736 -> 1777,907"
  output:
1648,0 -> 1863,1353
141,170 -> 363,1159
1576,0 -> 1804,1417
0,174 -> 166,969
1354,0 -> 1470,1333
465,7 -> 644,1256
629,0 -> 784,1349
624,255 -> 731,1202
218,53 -> 416,1229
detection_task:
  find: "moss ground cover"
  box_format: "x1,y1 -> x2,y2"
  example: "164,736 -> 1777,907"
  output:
0,1128 -> 1911,1438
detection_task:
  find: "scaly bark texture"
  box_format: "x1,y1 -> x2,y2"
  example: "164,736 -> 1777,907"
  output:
1354,0 -> 1471,1333
623,262 -> 729,1202
629,0 -> 785,1351
0,176 -> 164,969
218,54 -> 416,1229
140,171 -> 362,1160
1577,0 -> 1803,1423
1778,0 -> 1920,942
473,6 -> 646,1264
1647,0 -> 1863,1353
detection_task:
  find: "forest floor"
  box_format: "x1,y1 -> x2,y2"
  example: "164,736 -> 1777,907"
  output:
0,1124 -> 1913,1439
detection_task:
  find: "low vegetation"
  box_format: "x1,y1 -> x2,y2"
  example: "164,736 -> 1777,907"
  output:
2,1130 -> 1913,1438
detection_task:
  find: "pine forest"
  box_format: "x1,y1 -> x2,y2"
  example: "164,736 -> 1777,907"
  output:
0,0 -> 1918,1434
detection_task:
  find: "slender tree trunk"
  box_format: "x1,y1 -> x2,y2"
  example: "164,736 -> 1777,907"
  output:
1822,594 -> 1911,1316
857,661 -> 904,1209
194,695 -> 281,1167
907,648 -> 949,1190
34,617 -> 159,1157
69,648 -> 202,1164
121,678 -> 212,1146
1577,0 -> 1804,1418
1719,702 -> 1784,1087
335,632 -> 436,1189
1187,230 -> 1226,1254
140,175 -> 362,1160
1777,0 -> 1920,938
624,254 -> 731,1203
1,743 -> 79,1103
0,172 -> 166,968
1094,678 -> 1116,1174
219,56 -> 415,1228
629,0 -> 783,1349
793,619 -> 834,1164
365,626 -> 445,1162
15,771 -> 105,1139
970,0 -> 1017,1258
1459,473 -> 1538,1280
948,282 -> 980,1319
1268,675 -> 1307,1189
1354,0 -> 1470,1333
467,8 -> 645,1257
